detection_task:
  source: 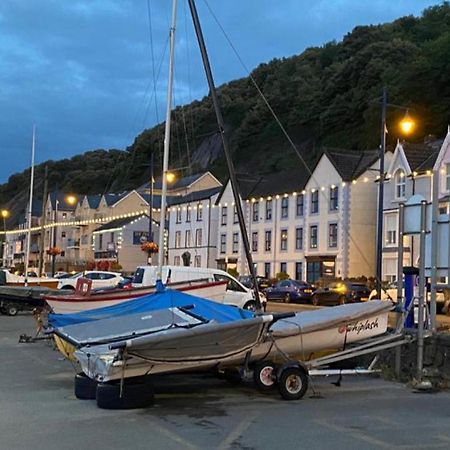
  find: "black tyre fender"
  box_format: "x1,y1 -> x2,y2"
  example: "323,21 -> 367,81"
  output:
74,373 -> 97,400
277,363 -> 309,401
61,285 -> 76,291
253,361 -> 277,391
96,378 -> 154,409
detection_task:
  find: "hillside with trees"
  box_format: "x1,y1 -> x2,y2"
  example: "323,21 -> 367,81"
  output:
1,2 -> 450,221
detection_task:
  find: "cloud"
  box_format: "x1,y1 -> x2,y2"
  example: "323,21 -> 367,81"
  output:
0,0 -> 437,183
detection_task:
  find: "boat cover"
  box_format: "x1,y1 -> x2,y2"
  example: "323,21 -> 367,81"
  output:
49,289 -> 253,328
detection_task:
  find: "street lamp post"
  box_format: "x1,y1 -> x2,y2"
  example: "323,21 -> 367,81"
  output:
1,210 -> 9,267
51,199 -> 59,277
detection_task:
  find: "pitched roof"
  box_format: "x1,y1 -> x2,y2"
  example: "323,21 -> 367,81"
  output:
402,140 -> 443,172
49,192 -> 78,211
103,192 -> 128,206
93,214 -> 154,232
138,173 -> 206,192
168,186 -> 222,207
86,194 -> 102,209
324,148 -> 379,181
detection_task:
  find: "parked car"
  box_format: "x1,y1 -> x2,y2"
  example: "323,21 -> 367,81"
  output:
264,280 -> 314,303
311,281 -> 371,306
57,271 -> 123,290
238,275 -> 272,291
117,276 -> 133,289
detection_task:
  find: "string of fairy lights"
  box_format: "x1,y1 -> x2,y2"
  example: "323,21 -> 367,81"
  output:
0,169 -> 436,237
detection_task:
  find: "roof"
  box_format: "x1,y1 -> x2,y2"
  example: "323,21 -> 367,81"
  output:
139,193 -> 178,208
49,192 -> 78,211
86,194 -> 102,209
103,192 -> 128,206
401,140 -> 443,172
167,187 -> 222,207
93,215 -> 154,232
324,148 -> 379,181
139,173 -> 206,192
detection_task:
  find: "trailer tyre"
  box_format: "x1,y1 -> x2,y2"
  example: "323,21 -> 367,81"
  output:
253,361 -> 277,391
278,366 -> 308,401
6,304 -> 18,316
74,373 -> 97,400
96,379 -> 154,409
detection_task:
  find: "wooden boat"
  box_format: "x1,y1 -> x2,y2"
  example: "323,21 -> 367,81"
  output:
0,269 -> 59,289
44,277 -> 228,314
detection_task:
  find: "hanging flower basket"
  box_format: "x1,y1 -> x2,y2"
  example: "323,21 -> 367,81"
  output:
47,246 -> 62,256
141,241 -> 159,255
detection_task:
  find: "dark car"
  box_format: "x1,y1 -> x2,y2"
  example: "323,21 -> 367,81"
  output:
118,276 -> 133,289
238,275 -> 272,291
264,280 -> 314,303
311,281 -> 371,306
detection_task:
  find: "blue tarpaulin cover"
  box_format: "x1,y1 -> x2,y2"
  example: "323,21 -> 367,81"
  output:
49,289 -> 253,328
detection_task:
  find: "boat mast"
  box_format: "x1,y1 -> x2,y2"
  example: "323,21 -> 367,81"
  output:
157,0 -> 178,279
187,0 -> 262,312
24,124 -> 36,286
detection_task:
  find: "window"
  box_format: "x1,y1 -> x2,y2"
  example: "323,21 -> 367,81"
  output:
264,262 -> 271,279
61,232 -> 66,238
307,261 -> 321,283
328,223 -> 338,248
266,199 -> 272,220
195,229 -> 202,247
296,194 -> 304,216
232,232 -> 239,253
310,190 -> 319,214
99,234 -> 103,249
194,255 -> 201,267
280,229 -> 288,251
110,232 -> 114,243
446,163 -> 450,191
62,212 -> 67,219
252,232 -> 258,252
196,203 -> 203,221
221,206 -> 227,226
295,227 -> 303,250
220,234 -> 226,254
329,186 -> 339,211
176,209 -> 182,224
265,230 -> 272,252
295,262 -> 303,281
395,169 -> 406,199
175,231 -> 181,248
185,230 -> 191,247
174,256 -> 181,266
386,230 -> 396,245
281,197 -> 289,218
252,202 -> 259,222
186,208 -> 191,222
213,274 -> 245,292
233,205 -> 238,224
280,262 -> 287,274
309,225 -> 318,249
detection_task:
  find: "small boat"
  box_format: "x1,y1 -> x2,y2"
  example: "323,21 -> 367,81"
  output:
51,290 -> 393,383
44,277 -> 227,314
0,269 -> 59,289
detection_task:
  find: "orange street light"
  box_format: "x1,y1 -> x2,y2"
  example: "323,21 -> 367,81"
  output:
65,195 -> 77,206
166,172 -> 176,183
399,110 -> 415,135
1,209 -> 10,219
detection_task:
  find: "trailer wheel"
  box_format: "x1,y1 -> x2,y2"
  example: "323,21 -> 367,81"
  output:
253,361 -> 277,391
96,379 -> 154,409
278,366 -> 308,401
6,304 -> 18,316
74,373 -> 97,400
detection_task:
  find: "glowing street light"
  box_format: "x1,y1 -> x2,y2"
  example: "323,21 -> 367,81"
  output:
166,172 -> 176,183
1,209 -> 10,219
65,195 -> 77,206
399,111 -> 415,135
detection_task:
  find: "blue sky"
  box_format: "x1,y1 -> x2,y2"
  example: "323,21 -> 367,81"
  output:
0,0 -> 439,182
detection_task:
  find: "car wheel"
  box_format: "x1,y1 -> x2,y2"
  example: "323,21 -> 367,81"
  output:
253,361 -> 277,391
312,295 -> 319,306
96,378 -> 154,409
283,293 -> 291,304
243,301 -> 256,311
278,366 -> 309,401
338,295 -> 346,305
74,373 -> 97,400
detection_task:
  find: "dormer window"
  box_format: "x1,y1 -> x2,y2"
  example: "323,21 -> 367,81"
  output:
395,169 -> 406,199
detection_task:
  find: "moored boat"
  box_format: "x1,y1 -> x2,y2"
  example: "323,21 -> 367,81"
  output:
0,269 -> 59,289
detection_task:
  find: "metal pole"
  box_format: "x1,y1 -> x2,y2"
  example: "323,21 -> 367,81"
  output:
157,0 -> 177,278
149,151 -> 154,243
395,202 -> 405,376
2,217 -> 6,267
430,170 -> 439,332
52,200 -> 58,277
24,124 -> 36,286
38,165 -> 48,276
376,87 -> 387,298
188,0 -> 262,311
416,200 -> 427,381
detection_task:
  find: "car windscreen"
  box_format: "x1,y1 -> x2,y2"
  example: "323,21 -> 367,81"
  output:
132,268 -> 145,284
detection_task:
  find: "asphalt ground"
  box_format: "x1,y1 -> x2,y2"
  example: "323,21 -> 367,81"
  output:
2,313 -> 450,450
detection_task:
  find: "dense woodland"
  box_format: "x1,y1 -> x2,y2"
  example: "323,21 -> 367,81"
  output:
1,3 -> 450,223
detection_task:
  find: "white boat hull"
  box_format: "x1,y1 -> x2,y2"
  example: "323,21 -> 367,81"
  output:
75,301 -> 391,382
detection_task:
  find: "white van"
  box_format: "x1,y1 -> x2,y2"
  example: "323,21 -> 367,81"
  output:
132,265 -> 266,311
